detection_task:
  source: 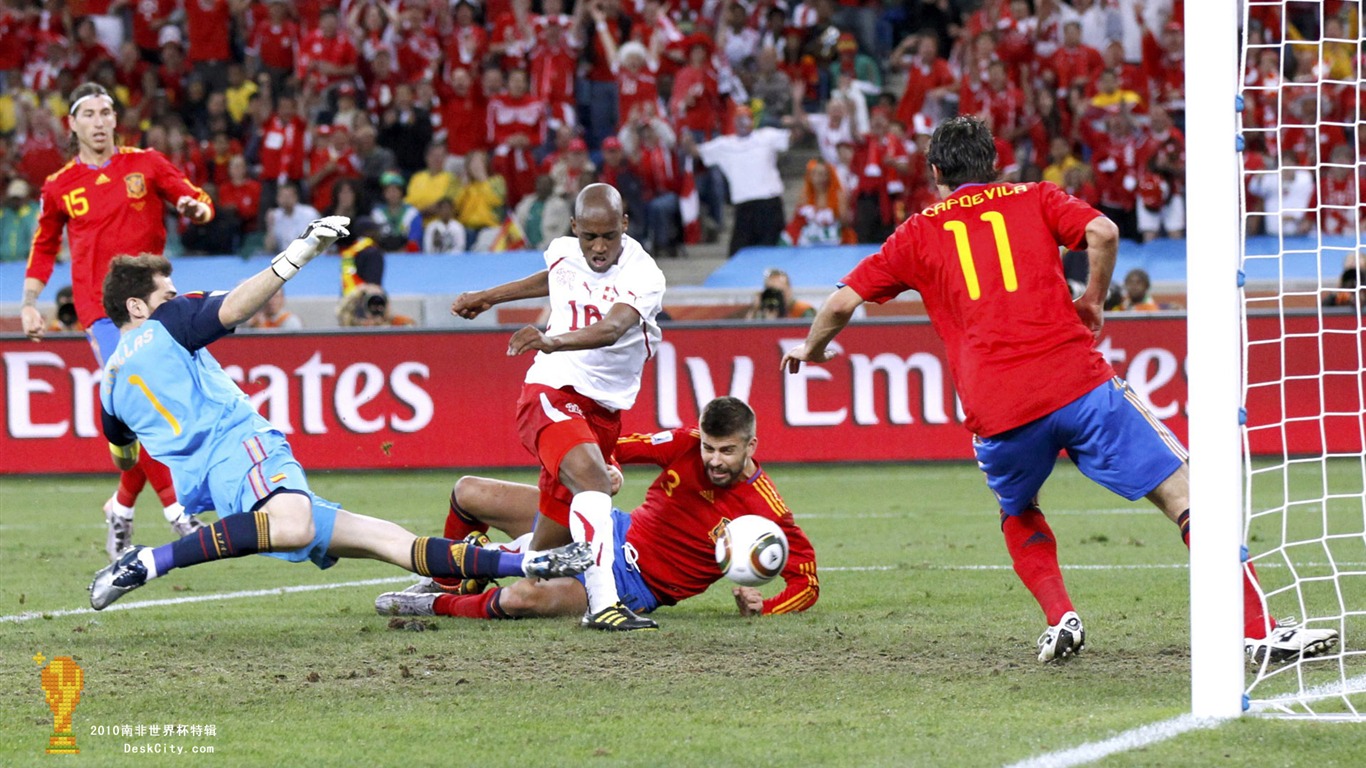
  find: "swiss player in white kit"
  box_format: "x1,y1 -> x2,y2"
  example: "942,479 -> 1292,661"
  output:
451,184 -> 666,631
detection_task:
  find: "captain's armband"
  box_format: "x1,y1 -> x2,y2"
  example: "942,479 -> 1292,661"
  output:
109,441 -> 140,464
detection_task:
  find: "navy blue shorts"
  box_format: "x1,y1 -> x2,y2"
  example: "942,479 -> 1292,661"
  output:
973,378 -> 1187,515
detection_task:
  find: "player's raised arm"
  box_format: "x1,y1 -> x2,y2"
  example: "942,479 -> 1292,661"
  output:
1074,215 -> 1119,342
507,301 -> 640,356
218,216 -> 349,328
781,285 -> 864,373
451,271 -> 551,319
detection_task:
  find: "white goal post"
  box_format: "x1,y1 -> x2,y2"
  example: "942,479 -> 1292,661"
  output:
1190,0 -> 1365,720
1186,0 -> 1246,720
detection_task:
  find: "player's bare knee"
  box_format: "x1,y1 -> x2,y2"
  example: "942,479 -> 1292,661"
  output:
494,582 -> 541,617
452,476 -> 484,513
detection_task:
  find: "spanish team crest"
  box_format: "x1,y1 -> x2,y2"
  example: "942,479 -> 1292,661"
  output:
124,173 -> 147,199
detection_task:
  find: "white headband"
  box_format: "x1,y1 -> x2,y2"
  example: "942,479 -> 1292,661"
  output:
69,92 -> 112,116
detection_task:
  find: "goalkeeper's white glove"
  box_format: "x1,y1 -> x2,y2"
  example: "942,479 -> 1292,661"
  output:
271,216 -> 351,281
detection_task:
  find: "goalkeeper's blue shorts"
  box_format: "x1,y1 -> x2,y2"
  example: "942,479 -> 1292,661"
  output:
574,508 -> 660,614
973,377 -> 1188,516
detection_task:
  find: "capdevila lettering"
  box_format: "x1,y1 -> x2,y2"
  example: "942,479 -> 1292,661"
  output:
922,184 -> 1029,217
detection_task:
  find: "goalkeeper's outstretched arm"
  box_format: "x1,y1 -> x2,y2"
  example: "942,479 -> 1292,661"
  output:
218,216 -> 350,328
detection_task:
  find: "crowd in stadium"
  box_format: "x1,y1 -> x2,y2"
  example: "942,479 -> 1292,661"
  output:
0,0 -> 1357,267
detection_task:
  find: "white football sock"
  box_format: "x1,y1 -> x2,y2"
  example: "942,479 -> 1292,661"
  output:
568,490 -> 619,614
107,496 -> 134,520
135,547 -> 161,579
162,501 -> 185,523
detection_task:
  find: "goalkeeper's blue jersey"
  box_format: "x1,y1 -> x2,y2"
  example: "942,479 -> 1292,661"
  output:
99,291 -> 271,513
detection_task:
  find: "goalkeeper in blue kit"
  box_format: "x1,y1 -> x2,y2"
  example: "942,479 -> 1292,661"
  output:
89,217 -> 591,609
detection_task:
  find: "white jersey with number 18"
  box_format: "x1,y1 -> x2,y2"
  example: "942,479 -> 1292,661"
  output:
523,235 -> 666,412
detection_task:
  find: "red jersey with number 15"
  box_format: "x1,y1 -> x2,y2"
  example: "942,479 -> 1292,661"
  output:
616,428 -> 819,615
842,181 -> 1114,438
27,147 -> 213,326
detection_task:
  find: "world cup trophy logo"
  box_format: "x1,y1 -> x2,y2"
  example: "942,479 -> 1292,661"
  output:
37,655 -> 84,754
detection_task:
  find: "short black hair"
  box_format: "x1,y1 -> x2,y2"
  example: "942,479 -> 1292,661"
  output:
926,116 -> 998,189
700,396 -> 756,441
103,254 -> 172,326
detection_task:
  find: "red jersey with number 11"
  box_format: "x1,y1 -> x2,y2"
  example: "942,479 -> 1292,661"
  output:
27,147 -> 213,326
616,428 -> 819,615
842,181 -> 1114,438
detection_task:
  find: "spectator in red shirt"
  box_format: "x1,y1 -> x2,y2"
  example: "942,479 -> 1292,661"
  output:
489,0 -> 537,71
610,41 -> 664,131
113,41 -> 150,101
70,16 -> 115,81
155,27 -> 191,109
1140,16 -> 1185,126
1048,20 -> 1104,99
218,154 -> 262,240
963,59 -> 1027,146
129,0 -> 176,63
578,0 -> 631,149
307,124 -> 362,213
444,0 -> 488,72
392,5 -> 440,85
298,7 -> 359,98
183,0 -> 234,91
487,68 -> 545,210
851,106 -> 910,244
439,66 -> 489,164
248,0 -> 298,94
1085,110 -> 1145,242
529,18 -> 579,136
257,93 -> 308,214
892,33 -> 956,126
1312,144 -> 1364,237
669,35 -> 723,140
348,1 -> 399,72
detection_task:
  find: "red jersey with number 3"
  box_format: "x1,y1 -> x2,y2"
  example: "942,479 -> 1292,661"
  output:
616,428 -> 819,615
27,147 -> 213,326
842,181 -> 1113,437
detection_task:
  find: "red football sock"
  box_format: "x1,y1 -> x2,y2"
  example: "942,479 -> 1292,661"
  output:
115,462 -> 148,508
1177,510 -> 1273,639
1242,562 -> 1273,639
433,588 -> 510,619
442,487 -> 489,541
1002,507 -> 1073,625
435,489 -> 491,589
140,454 -> 177,507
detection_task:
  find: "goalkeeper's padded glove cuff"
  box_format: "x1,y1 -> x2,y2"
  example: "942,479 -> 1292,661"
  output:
109,441 -> 140,463
270,236 -> 318,281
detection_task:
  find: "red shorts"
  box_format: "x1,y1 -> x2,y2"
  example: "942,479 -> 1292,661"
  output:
515,383 -> 622,526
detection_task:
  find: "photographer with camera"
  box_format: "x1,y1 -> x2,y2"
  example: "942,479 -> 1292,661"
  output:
46,285 -> 83,332
744,267 -> 816,320
337,282 -> 415,327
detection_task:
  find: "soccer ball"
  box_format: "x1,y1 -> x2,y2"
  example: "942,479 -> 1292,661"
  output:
715,515 -> 789,587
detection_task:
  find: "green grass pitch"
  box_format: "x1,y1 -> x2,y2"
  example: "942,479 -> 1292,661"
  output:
1,462 -> 1360,766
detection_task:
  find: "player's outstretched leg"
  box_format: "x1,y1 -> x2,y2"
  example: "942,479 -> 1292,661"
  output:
402,532 -> 498,596
570,491 -> 656,631
1174,510 -> 1339,663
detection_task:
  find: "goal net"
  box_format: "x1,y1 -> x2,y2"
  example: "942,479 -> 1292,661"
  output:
1237,0 -> 1366,720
